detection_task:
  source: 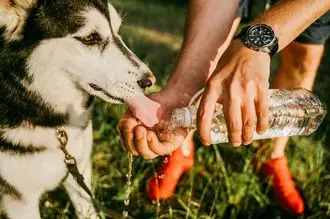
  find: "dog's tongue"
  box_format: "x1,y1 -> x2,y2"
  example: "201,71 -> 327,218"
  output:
124,95 -> 160,127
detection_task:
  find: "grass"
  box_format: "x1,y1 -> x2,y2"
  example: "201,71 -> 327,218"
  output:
40,0 -> 330,218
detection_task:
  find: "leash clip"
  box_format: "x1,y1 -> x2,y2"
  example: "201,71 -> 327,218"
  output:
55,126 -> 129,218
56,127 -> 68,147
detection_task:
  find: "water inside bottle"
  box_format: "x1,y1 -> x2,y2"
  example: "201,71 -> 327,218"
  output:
210,89 -> 327,143
169,88 -> 327,144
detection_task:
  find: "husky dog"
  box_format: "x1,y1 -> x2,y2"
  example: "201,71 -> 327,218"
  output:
0,0 -> 155,218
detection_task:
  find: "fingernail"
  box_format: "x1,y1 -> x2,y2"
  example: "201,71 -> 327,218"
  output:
199,139 -> 211,146
257,130 -> 266,135
197,135 -> 211,146
243,141 -> 253,146
232,142 -> 241,147
203,142 -> 211,146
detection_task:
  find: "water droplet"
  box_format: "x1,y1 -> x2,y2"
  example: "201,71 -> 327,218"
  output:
123,153 -> 133,217
44,200 -> 54,208
124,199 -> 130,206
122,211 -> 128,218
163,157 -> 168,163
158,174 -> 166,179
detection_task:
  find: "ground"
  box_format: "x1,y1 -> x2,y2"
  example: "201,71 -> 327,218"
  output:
39,1 -> 330,218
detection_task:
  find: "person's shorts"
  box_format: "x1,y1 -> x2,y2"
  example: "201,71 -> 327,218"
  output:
237,0 -> 330,44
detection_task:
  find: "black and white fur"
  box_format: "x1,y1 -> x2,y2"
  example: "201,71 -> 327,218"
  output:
0,0 -> 153,218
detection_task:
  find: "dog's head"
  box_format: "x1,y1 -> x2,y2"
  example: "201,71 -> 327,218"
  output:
0,0 -> 156,111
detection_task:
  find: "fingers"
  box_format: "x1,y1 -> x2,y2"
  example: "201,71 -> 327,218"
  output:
134,127 -> 187,159
117,110 -> 187,159
255,88 -> 269,134
118,117 -> 139,156
134,126 -> 158,160
241,98 -> 256,145
197,81 -> 220,145
148,128 -> 187,155
222,95 -> 242,147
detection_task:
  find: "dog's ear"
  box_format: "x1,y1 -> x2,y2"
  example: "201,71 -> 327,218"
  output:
108,3 -> 122,33
0,0 -> 36,41
0,0 -> 35,10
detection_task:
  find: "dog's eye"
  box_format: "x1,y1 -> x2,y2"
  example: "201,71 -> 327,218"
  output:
75,32 -> 101,46
82,35 -> 94,42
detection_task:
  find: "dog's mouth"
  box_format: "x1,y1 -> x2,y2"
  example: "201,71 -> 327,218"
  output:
88,83 -> 124,103
88,83 -> 160,127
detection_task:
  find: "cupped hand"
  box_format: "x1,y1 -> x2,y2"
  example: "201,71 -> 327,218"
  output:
197,40 -> 271,146
117,88 -> 191,159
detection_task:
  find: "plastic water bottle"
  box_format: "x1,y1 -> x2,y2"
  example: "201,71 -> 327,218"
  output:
169,88 -> 327,144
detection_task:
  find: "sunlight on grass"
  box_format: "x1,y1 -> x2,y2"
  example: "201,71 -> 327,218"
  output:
123,25 -> 182,51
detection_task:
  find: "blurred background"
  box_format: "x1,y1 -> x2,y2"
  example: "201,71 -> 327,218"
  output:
40,1 -> 330,218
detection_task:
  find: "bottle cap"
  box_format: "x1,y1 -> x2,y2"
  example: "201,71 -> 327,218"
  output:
170,107 -> 191,128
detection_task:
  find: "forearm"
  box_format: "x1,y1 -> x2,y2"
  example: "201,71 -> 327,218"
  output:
166,0 -> 239,100
252,0 -> 330,50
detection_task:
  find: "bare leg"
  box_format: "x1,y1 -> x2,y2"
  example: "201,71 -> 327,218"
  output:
268,41 -> 324,159
254,41 -> 325,216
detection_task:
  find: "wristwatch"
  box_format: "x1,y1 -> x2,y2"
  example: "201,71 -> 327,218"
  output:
234,24 -> 279,57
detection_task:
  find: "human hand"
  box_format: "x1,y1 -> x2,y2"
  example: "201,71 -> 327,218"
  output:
197,39 -> 271,146
117,87 -> 191,159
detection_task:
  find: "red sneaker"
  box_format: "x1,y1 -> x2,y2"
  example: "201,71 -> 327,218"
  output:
259,157 -> 305,215
147,141 -> 194,201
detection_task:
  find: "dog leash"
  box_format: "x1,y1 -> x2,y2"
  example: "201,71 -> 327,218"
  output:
56,127 -> 131,219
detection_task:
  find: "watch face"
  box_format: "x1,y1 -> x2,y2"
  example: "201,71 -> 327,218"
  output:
247,24 -> 275,48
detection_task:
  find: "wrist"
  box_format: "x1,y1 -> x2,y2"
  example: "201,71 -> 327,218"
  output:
161,84 -> 195,108
231,39 -> 271,60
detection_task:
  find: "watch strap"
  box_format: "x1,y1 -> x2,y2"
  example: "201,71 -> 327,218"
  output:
234,25 -> 279,57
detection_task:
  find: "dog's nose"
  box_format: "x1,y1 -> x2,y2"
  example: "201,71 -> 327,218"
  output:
138,75 -> 155,89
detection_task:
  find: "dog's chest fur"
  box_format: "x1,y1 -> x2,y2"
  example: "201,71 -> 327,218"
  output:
0,120 -> 93,196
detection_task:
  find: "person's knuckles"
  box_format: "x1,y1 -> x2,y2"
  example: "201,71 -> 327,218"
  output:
206,77 -> 221,91
243,116 -> 255,128
228,118 -> 242,133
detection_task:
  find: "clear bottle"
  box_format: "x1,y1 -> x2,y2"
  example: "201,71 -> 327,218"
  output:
169,88 -> 327,144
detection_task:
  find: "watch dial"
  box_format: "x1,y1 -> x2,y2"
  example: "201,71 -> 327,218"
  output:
248,25 -> 274,47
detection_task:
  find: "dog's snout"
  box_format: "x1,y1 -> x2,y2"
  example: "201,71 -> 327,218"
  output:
138,75 -> 155,89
